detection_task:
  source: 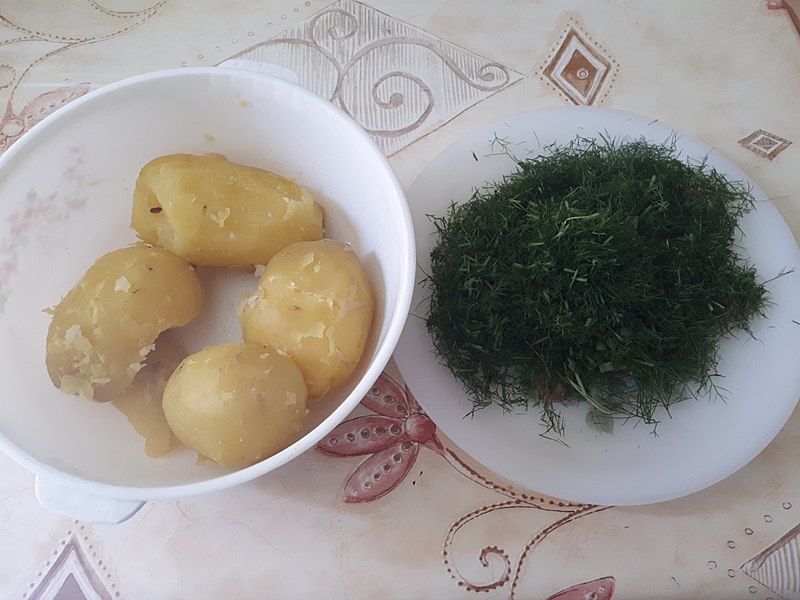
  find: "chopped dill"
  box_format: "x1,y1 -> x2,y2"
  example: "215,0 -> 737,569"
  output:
424,136 -> 769,435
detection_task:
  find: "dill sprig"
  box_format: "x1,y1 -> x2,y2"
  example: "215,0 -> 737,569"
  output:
424,136 -> 769,435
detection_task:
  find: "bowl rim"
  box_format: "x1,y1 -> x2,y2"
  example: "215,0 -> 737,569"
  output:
0,66 -> 416,500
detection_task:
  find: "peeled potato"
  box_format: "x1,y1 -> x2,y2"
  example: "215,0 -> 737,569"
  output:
239,239 -> 375,399
132,153 -> 324,267
46,244 -> 203,401
162,343 -> 308,468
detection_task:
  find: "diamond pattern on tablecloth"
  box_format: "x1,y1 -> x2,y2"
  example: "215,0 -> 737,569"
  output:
738,129 -> 792,160
540,20 -> 618,106
741,522 -> 800,598
225,0 -> 523,155
27,535 -> 112,600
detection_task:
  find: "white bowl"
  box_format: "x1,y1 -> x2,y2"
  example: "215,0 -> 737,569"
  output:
0,62 -> 415,523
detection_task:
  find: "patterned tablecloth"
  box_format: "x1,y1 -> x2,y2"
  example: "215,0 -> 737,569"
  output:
2,1 -> 800,598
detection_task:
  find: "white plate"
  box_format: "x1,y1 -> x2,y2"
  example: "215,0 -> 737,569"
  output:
393,106 -> 800,506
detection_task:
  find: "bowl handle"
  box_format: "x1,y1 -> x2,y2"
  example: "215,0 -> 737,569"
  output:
34,476 -> 144,524
217,59 -> 300,85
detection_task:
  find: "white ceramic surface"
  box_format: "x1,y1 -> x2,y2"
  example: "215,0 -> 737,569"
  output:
0,63 -> 415,522
393,106 -> 800,506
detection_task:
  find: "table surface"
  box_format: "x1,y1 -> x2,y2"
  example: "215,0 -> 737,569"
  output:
2,1 -> 800,599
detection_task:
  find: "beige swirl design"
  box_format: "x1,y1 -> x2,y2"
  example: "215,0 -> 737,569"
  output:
230,0 -> 521,154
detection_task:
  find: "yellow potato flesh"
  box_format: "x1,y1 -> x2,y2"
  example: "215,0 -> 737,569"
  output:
110,333 -> 185,457
132,153 -> 324,267
239,239 -> 375,399
162,343 -> 308,468
45,244 -> 204,401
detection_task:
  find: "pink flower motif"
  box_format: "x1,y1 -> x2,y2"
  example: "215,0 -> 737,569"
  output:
8,222 -> 26,239
67,196 -> 88,210
317,372 -> 443,502
0,261 -> 15,287
0,85 -> 90,155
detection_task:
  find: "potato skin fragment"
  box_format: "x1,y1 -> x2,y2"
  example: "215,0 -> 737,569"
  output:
239,239 -> 375,400
162,342 -> 308,468
45,244 -> 204,401
131,153 -> 324,268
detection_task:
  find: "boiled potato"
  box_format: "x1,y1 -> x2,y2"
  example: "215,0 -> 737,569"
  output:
239,239 -> 375,399
46,244 -> 204,401
132,153 -> 324,267
162,343 -> 308,468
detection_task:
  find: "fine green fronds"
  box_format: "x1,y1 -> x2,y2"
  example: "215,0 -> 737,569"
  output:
424,136 -> 769,435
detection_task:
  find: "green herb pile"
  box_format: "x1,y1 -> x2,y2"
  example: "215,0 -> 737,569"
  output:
425,137 -> 769,434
